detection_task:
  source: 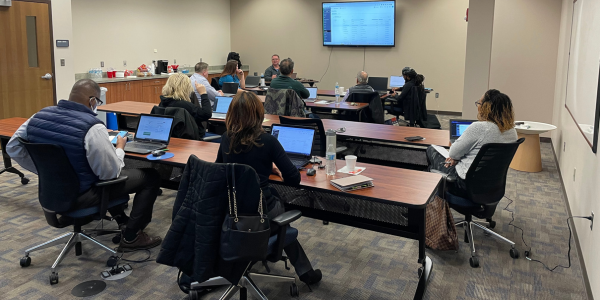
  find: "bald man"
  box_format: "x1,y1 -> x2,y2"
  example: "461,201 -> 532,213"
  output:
7,79 -> 162,251
342,70 -> 375,102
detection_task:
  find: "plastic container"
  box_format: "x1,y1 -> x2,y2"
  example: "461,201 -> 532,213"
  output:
115,71 -> 125,78
326,144 -> 336,175
335,82 -> 340,103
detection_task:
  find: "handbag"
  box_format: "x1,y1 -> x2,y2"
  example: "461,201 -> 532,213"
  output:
425,195 -> 459,250
220,164 -> 271,262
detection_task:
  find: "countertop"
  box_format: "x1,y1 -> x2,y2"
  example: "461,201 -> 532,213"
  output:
86,66 -> 249,84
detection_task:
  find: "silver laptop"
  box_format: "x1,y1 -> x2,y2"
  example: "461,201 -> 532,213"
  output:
305,87 -> 318,102
212,96 -> 233,119
389,75 -> 405,88
124,114 -> 174,154
270,124 -> 315,169
449,119 -> 477,144
245,76 -> 260,88
222,82 -> 239,97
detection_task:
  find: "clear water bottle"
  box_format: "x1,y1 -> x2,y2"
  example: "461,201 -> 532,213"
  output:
335,82 -> 340,103
326,144 -> 336,175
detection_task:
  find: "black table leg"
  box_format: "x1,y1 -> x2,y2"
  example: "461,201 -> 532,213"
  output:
0,137 -> 29,184
413,206 -> 431,300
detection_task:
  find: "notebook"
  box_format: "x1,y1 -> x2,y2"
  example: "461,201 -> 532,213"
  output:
212,96 -> 233,119
330,175 -> 374,192
271,124 -> 315,169
222,82 -> 239,97
245,76 -> 260,88
449,119 -> 477,144
123,114 -> 174,154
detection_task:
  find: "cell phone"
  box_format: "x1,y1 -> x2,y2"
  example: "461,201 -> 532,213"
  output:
111,131 -> 128,144
405,136 -> 424,141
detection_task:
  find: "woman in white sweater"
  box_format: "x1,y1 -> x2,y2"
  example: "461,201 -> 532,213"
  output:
427,89 -> 517,195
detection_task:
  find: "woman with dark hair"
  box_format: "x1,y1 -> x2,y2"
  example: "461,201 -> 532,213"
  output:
215,91 -> 322,285
387,67 -> 422,115
218,59 -> 245,89
426,89 -> 517,193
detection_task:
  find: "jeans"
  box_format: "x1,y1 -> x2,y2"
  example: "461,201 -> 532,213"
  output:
426,146 -> 475,206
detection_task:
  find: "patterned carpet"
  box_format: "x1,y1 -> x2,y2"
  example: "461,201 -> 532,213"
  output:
0,141 -> 589,299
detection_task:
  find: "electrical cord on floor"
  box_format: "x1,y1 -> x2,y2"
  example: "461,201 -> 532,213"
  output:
113,247 -> 154,263
319,47 -> 334,83
503,196 -> 592,272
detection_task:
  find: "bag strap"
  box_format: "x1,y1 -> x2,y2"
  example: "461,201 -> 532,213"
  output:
226,163 -> 265,223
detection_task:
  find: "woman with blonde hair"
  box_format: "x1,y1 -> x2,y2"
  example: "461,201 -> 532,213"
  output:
218,59 -> 245,89
426,89 -> 517,193
215,91 -> 322,286
159,73 -> 213,138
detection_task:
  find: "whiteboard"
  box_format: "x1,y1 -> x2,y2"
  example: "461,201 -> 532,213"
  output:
565,0 -> 600,152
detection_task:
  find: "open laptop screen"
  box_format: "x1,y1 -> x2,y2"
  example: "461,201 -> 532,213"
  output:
214,97 -> 233,113
271,125 -> 314,156
135,115 -> 174,143
450,119 -> 477,139
368,77 -> 388,91
307,87 -> 317,99
389,76 -> 405,88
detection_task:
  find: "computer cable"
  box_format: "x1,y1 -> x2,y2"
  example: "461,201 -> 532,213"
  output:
363,47 -> 366,71
319,47 -> 334,82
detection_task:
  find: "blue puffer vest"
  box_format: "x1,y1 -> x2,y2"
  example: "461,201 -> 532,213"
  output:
27,100 -> 104,193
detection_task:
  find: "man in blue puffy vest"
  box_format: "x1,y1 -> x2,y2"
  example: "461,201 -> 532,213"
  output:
7,79 -> 162,251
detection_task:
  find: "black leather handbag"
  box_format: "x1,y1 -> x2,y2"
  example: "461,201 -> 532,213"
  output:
220,164 -> 270,262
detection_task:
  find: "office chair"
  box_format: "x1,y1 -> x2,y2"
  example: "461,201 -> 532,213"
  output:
432,138 -> 525,268
383,86 -> 425,127
17,138 -> 129,285
150,106 -> 220,142
211,77 -> 221,90
265,88 -> 307,118
188,210 -> 303,299
346,92 -> 384,124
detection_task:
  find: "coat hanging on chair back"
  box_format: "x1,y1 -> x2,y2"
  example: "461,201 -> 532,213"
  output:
227,52 -> 242,69
264,88 -> 307,118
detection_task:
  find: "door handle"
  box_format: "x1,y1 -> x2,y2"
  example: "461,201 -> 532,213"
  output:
41,73 -> 53,80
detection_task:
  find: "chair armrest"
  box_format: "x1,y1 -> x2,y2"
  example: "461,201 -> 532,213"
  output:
202,135 -> 221,141
272,210 -> 302,226
94,175 -> 128,187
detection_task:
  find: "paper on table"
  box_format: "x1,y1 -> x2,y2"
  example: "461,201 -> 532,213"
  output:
315,100 -> 330,104
337,166 -> 366,175
432,145 -> 449,159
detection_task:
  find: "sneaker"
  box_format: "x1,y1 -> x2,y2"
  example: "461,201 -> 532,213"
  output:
118,231 -> 162,251
299,269 -> 322,285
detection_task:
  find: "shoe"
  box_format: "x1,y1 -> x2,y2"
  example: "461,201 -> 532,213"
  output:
299,269 -> 322,285
118,231 -> 162,251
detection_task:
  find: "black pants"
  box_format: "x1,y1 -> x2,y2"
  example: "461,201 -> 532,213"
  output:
266,188 -> 313,277
426,146 -> 468,198
74,168 -> 161,231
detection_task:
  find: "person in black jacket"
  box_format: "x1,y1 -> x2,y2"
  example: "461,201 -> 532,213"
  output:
388,67 -> 419,113
159,73 -> 214,138
215,91 -> 322,286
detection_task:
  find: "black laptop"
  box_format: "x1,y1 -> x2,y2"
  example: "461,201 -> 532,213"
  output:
222,82 -> 239,97
123,114 -> 174,154
368,77 -> 389,95
270,124 -> 315,169
245,76 -> 260,88
449,119 -> 477,144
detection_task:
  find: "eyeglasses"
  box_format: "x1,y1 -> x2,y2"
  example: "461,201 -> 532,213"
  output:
474,101 -> 482,107
90,96 -> 103,106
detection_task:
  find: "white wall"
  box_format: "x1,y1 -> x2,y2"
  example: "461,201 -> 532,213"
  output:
552,0 -> 598,298
71,0 -> 231,73
230,0 -> 469,113
51,0 -> 74,100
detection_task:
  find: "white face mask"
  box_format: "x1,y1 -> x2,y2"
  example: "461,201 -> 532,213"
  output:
89,98 -> 98,113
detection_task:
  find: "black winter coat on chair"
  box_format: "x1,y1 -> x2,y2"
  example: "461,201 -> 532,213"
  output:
156,155 -> 264,284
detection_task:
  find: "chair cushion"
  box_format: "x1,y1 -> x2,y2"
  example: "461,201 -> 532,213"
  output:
445,192 -> 480,208
267,227 -> 298,255
62,196 -> 129,218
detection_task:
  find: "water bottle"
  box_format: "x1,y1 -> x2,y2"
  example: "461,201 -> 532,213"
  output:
260,73 -> 265,86
335,82 -> 340,103
326,144 -> 336,175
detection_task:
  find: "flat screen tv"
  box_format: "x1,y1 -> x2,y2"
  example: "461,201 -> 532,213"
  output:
323,1 -> 396,47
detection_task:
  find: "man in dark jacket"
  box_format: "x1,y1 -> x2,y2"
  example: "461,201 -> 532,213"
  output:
7,79 -> 162,250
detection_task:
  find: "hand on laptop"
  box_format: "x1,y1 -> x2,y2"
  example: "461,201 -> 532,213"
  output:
116,135 -> 127,150
218,90 -> 224,96
195,83 -> 207,95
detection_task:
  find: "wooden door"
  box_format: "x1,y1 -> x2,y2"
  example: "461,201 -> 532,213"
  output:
0,0 -> 55,119
127,81 -> 143,103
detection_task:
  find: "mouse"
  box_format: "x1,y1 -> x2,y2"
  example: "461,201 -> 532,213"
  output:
306,168 -> 316,176
152,150 -> 165,157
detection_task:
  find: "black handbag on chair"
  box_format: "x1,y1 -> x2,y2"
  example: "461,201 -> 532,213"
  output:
220,164 -> 271,262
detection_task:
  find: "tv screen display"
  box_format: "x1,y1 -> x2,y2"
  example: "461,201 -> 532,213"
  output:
323,1 -> 395,47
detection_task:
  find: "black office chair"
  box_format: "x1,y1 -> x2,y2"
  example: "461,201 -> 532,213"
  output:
346,92 -> 384,124
432,138 -> 525,268
17,138 -> 129,285
383,86 -> 425,127
150,106 -> 220,142
265,88 -> 308,118
211,77 -> 221,90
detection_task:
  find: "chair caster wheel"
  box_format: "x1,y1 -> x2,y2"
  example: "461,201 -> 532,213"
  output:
107,256 -> 119,267
20,256 -> 31,267
488,220 -> 496,229
49,272 -> 59,285
112,234 -> 121,244
469,257 -> 479,268
290,282 -> 300,297
157,189 -> 163,196
21,177 -> 29,185
510,248 -> 520,259
189,290 -> 200,300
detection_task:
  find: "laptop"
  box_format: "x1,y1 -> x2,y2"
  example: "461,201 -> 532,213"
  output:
368,77 -> 389,95
270,124 -> 315,169
123,114 -> 174,154
449,119 -> 477,144
389,75 -> 405,88
222,82 -> 239,97
245,76 -> 260,88
305,87 -> 318,102
212,96 -> 233,119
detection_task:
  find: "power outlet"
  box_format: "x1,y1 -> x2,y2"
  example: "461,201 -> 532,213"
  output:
60,59 -> 65,66
435,93 -> 439,98
591,212 -> 594,230
564,142 -> 566,152
154,49 -> 157,53
174,59 -> 177,64
573,168 -> 576,182
200,58 -> 202,63
123,60 -> 127,67
101,61 -> 104,67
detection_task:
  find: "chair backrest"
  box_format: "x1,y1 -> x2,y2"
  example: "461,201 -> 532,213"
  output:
211,77 -> 221,90
347,92 -> 384,124
18,138 -> 80,213
464,138 -> 525,204
264,88 -> 307,118
151,106 -> 201,140
279,116 -> 326,157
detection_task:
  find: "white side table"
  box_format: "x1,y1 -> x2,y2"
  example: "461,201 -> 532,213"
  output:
510,122 -> 557,172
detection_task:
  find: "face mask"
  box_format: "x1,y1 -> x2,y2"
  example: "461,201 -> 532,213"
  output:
89,99 -> 98,113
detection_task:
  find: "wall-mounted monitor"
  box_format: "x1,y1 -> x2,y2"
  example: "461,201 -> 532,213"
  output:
323,1 -> 395,47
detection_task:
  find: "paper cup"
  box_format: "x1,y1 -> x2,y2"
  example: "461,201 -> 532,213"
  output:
345,155 -> 357,172
339,87 -> 345,94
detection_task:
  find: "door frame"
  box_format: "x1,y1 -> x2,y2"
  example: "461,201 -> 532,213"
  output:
14,0 -> 57,105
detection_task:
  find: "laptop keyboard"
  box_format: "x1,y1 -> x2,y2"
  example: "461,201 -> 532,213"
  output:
125,142 -> 163,151
212,113 -> 226,119
290,158 -> 309,169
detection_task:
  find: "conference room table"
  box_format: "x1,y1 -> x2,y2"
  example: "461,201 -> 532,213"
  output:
0,116 -> 440,300
317,88 -> 434,97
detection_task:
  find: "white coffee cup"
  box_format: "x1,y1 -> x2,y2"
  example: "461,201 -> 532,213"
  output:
339,87 -> 345,94
345,155 -> 357,172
